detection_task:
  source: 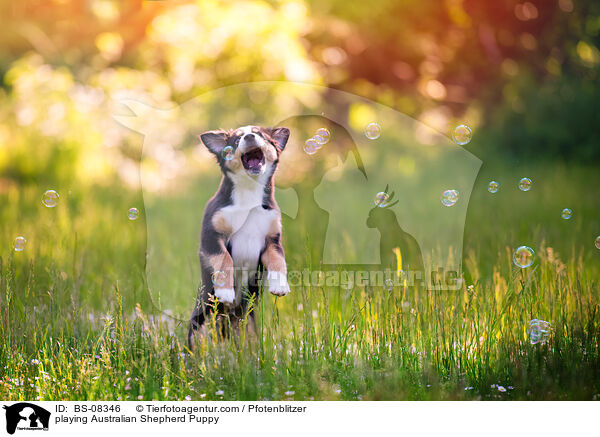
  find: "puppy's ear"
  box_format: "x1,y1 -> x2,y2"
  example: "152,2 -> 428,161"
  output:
269,127 -> 290,151
199,130 -> 228,155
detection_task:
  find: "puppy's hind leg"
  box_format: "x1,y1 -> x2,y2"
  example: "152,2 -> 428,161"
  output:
241,268 -> 261,337
187,304 -> 206,352
187,282 -> 212,351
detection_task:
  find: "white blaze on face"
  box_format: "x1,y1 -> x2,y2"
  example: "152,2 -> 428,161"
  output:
237,125 -> 265,152
230,125 -> 277,178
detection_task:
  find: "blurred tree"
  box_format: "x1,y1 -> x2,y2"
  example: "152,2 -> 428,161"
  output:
302,0 -> 600,160
1,0 -> 599,190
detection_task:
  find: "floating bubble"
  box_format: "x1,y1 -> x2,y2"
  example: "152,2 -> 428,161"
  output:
561,208 -> 572,220
42,190 -> 59,208
595,236 -> 600,250
312,135 -> 326,146
13,236 -> 27,252
488,181 -> 499,194
452,124 -> 472,145
385,279 -> 393,291
441,189 -> 459,207
303,138 -> 319,155
128,207 -> 139,221
513,246 -> 535,268
364,122 -> 381,140
315,128 -> 330,143
221,145 -> 234,161
528,319 -> 551,344
212,270 -> 227,287
519,177 -> 532,191
374,191 -> 390,207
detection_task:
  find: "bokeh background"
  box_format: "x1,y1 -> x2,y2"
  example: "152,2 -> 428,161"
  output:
1,0 -> 599,192
1,0 -> 600,402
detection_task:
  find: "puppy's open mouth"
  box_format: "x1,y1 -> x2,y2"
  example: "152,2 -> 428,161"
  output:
241,148 -> 265,174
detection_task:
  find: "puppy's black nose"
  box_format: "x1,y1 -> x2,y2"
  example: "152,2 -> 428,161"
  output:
244,133 -> 255,141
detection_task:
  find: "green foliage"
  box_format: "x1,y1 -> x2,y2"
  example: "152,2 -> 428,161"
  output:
483,75 -> 600,162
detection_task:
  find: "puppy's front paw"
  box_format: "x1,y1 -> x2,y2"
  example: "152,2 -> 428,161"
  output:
267,271 -> 290,296
214,288 -> 235,304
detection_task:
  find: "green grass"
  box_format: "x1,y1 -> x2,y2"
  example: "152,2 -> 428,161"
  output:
1,160 -> 599,401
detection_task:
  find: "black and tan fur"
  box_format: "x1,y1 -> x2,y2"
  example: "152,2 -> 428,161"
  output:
188,125 -> 290,349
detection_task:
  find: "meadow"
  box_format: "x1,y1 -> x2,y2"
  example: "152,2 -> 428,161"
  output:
0,157 -> 599,401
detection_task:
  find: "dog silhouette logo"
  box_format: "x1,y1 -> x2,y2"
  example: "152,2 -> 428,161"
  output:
2,403 -> 50,435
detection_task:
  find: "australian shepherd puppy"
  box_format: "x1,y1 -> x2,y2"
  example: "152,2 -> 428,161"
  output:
188,125 -> 291,348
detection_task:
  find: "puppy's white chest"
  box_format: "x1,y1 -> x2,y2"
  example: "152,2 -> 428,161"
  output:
227,206 -> 277,270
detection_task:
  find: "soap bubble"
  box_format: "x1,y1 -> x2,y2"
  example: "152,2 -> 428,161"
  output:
128,207 -> 139,220
452,125 -> 472,145
441,189 -> 459,207
13,236 -> 27,252
212,270 -> 227,287
385,279 -> 393,291
374,191 -> 390,207
595,236 -> 600,250
561,208 -> 572,220
303,138 -> 318,155
513,246 -> 535,268
315,128 -> 330,143
488,181 -> 499,194
519,177 -> 532,191
364,122 -> 381,140
221,145 -> 234,161
528,319 -> 551,344
312,135 -> 326,146
42,190 -> 59,208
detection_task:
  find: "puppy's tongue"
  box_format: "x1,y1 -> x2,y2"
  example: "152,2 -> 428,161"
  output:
247,157 -> 261,167
242,148 -> 264,173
